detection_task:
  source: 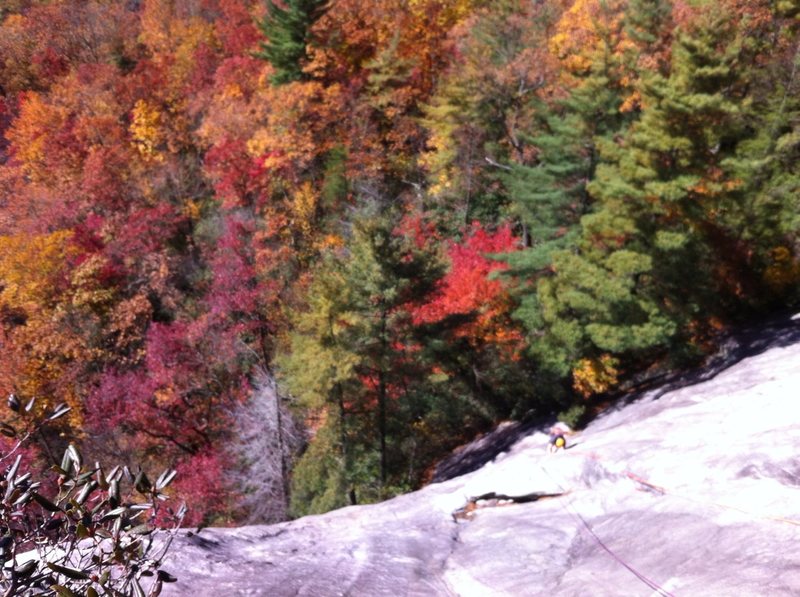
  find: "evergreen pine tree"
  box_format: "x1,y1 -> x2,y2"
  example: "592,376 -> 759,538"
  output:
500,7 -> 636,375
256,0 -> 328,85
623,0 -> 673,93
625,0 -> 672,47
537,4 -> 762,384
503,67 -> 628,276
726,13 -> 800,303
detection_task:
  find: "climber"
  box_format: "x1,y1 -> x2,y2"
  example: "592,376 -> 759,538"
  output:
547,421 -> 572,453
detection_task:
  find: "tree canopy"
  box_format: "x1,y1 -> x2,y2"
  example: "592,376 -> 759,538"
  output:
0,0 -> 797,521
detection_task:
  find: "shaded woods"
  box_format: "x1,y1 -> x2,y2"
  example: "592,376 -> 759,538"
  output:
0,0 -> 798,522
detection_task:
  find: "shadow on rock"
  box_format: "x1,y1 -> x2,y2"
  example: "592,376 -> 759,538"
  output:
430,419 -> 544,483
607,310 -> 800,410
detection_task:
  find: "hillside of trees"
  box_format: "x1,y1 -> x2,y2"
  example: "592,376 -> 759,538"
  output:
0,0 -> 798,525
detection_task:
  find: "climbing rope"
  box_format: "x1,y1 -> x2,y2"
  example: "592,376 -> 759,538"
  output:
565,498 -> 675,597
451,435 -> 797,595
540,463 -> 677,597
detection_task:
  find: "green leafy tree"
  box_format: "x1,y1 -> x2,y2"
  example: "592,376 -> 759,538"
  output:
500,5 -> 637,395
279,206 -> 442,515
726,12 -> 800,303
256,0 -> 328,85
537,4 -> 766,388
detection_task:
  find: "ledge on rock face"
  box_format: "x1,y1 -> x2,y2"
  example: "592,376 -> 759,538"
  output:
451,490 -> 568,521
162,314 -> 800,596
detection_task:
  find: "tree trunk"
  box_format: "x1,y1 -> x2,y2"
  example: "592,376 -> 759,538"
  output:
335,381 -> 355,504
273,379 -> 290,516
378,310 -> 388,485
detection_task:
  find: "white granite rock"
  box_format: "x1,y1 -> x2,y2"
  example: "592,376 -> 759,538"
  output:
162,317 -> 800,596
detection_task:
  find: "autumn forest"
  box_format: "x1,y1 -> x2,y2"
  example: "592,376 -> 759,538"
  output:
0,0 -> 798,525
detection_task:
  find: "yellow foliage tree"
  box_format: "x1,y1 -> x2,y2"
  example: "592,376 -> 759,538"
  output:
0,231 -> 73,311
0,231 -> 88,429
130,99 -> 165,162
549,0 -> 629,76
291,181 -> 318,247
572,354 -> 620,398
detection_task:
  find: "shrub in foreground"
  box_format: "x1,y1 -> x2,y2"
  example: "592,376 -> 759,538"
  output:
0,398 -> 183,596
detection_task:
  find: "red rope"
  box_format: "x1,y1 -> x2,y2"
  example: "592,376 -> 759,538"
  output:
541,464 -> 677,597
564,501 -> 676,597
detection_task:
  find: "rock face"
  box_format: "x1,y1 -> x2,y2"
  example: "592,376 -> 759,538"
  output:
162,317 -> 800,596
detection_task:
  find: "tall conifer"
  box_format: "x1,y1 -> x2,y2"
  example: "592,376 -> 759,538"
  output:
727,10 -> 800,302
256,0 -> 328,85
501,4 -> 636,376
538,4 -> 761,380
